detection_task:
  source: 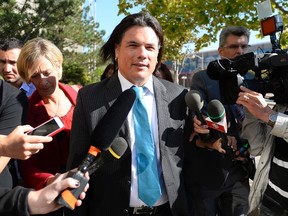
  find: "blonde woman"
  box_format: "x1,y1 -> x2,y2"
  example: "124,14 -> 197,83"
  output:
17,38 -> 81,216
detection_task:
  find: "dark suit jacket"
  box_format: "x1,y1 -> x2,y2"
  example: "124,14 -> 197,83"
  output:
65,74 -> 190,216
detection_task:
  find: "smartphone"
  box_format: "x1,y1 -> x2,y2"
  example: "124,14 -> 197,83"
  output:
27,116 -> 65,137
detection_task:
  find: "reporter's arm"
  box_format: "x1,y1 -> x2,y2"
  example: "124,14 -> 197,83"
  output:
237,86 -> 288,156
0,186 -> 32,216
0,174 -> 87,216
237,86 -> 273,123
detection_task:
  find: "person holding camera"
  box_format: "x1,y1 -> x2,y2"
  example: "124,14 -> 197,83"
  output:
237,85 -> 288,215
186,26 -> 254,216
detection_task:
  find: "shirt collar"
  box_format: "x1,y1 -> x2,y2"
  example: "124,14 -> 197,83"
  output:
20,82 -> 36,97
118,70 -> 154,95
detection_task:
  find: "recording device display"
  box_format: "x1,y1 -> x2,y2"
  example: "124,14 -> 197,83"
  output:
207,13 -> 288,104
27,116 -> 64,137
206,100 -> 250,158
57,137 -> 128,210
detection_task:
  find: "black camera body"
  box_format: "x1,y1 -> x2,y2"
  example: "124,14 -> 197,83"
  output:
207,52 -> 256,104
207,14 -> 288,104
256,52 -> 288,104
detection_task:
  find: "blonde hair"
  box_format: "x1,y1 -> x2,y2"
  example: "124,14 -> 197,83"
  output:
17,37 -> 63,82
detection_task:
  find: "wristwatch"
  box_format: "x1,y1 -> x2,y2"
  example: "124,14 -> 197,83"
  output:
267,112 -> 278,127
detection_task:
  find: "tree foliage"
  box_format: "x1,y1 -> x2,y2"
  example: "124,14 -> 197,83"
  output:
118,0 -> 288,61
0,0 -> 105,85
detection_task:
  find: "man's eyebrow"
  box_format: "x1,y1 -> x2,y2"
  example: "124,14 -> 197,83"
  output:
127,40 -> 157,47
0,59 -> 17,63
126,40 -> 139,45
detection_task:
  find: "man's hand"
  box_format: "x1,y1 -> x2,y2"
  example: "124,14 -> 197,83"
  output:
237,86 -> 273,123
192,115 -> 238,154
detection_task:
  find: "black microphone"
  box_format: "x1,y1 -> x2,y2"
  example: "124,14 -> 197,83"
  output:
57,89 -> 136,209
207,100 -> 226,123
185,90 -> 211,142
78,88 -> 136,173
87,137 -> 128,175
57,137 -> 128,210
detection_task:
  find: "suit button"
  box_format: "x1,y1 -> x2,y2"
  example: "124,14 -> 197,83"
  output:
123,209 -> 129,215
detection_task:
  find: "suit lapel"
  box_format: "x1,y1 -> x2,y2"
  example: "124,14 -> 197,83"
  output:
105,74 -> 132,148
153,78 -> 169,150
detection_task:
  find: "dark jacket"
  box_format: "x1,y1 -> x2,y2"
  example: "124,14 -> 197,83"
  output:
65,74 -> 191,216
0,80 -> 28,216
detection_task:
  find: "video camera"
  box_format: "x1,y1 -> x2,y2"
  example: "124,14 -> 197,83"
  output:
207,14 -> 288,104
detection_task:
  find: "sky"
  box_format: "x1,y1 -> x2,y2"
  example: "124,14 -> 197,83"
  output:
95,0 -> 270,52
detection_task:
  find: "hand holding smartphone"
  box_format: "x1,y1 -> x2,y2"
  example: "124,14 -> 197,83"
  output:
27,116 -> 65,137
0,119 -> 62,173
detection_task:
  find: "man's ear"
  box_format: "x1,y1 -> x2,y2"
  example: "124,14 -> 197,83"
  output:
218,47 -> 223,56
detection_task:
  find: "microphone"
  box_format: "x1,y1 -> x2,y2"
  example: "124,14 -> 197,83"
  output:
56,89 -> 136,209
206,100 -> 250,157
87,137 -> 128,175
185,90 -> 211,142
205,99 -> 227,134
206,100 -> 231,155
78,88 -> 136,173
57,137 -> 128,210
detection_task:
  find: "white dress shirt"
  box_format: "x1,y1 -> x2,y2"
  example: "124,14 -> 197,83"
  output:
118,71 -> 168,207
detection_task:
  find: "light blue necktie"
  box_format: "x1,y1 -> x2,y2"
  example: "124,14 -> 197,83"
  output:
132,86 -> 161,207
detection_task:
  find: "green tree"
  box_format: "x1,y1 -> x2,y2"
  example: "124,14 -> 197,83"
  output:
118,0 -> 287,60
0,0 -> 105,85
